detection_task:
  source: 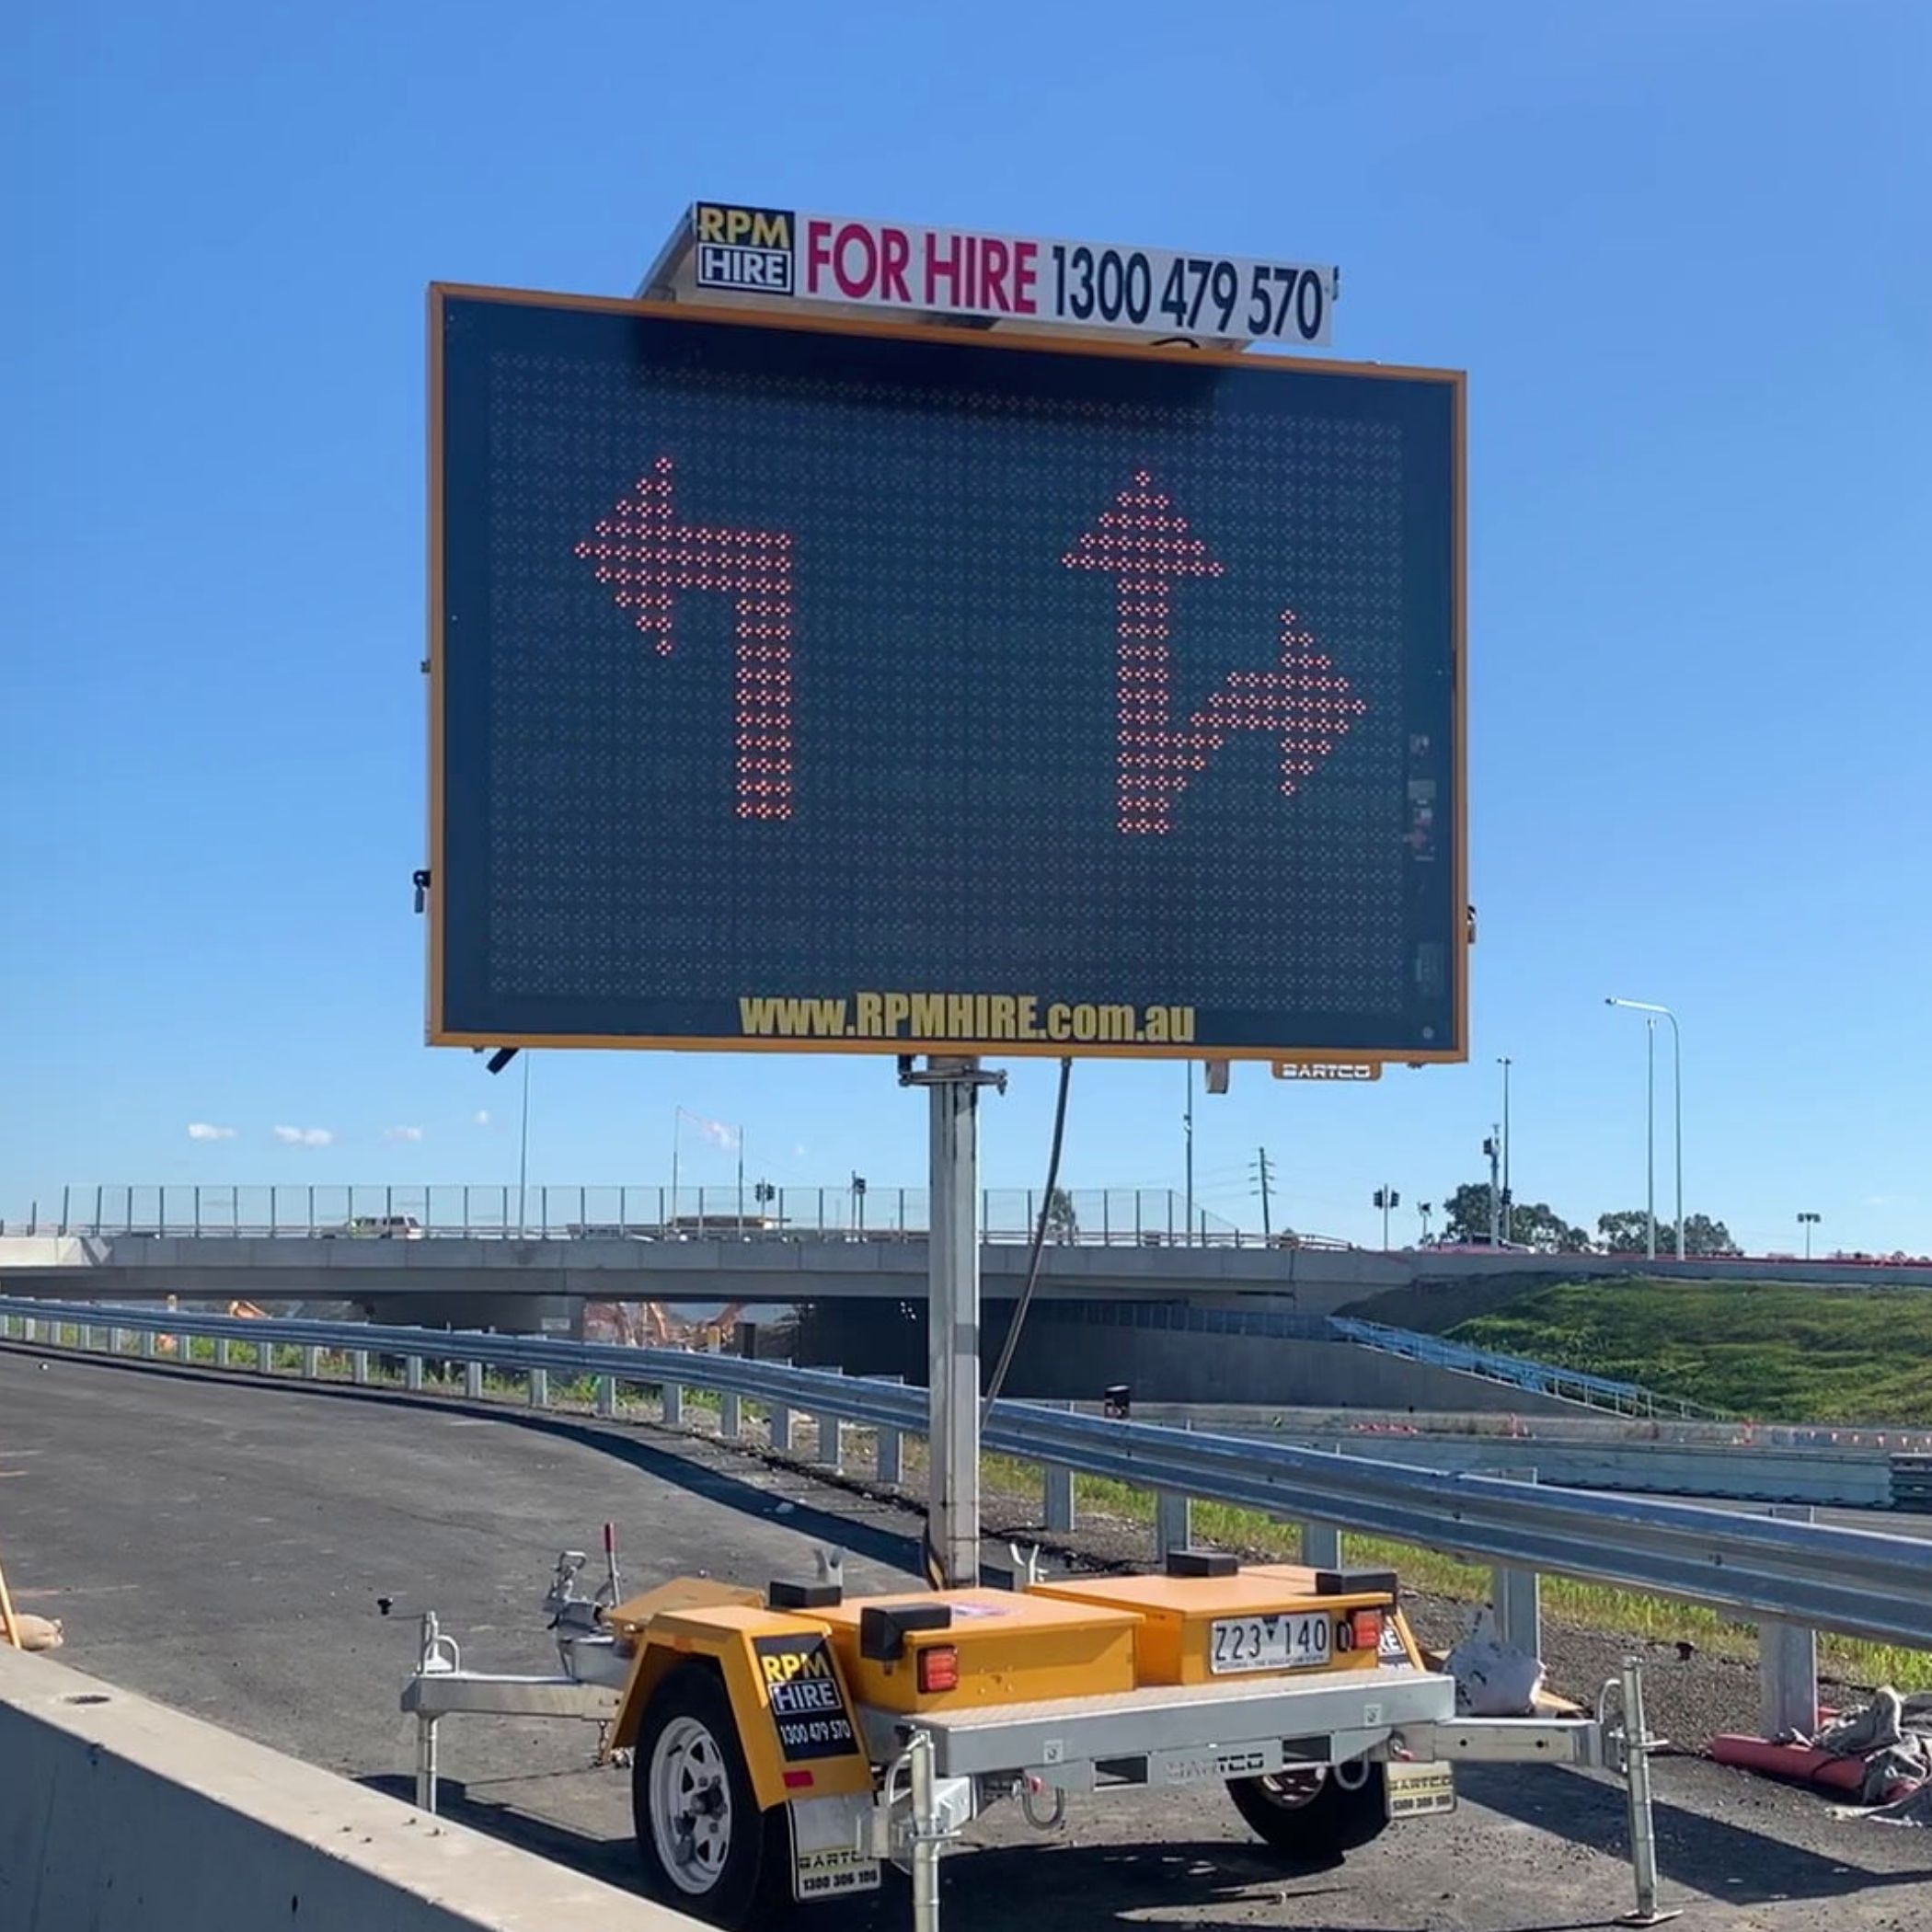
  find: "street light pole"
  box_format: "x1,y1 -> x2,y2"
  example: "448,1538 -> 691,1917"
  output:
1607,997 -> 1683,1259
1497,1055 -> 1512,1243
1183,1064 -> 1194,1248
1798,1211 -> 1821,1260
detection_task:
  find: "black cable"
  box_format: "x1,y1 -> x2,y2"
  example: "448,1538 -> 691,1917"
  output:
983,1056 -> 1073,1409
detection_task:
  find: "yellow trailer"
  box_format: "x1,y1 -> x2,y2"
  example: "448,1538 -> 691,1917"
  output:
402,1537 -> 1673,1929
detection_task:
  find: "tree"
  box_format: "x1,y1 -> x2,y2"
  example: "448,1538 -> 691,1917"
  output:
1507,1201 -> 1592,1252
1443,1181 -> 1495,1242
1441,1181 -> 1585,1250
1596,1209 -> 1653,1254
1596,1210 -> 1741,1257
1045,1187 -> 1079,1244
1680,1213 -> 1741,1257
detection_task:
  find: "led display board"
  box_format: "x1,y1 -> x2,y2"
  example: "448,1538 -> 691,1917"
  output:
428,286 -> 1465,1061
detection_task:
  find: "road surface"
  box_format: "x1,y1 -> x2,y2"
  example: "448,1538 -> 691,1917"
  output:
1,1348 -> 1925,1930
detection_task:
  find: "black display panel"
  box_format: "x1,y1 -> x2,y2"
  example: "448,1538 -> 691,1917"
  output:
430,287 -> 1464,1060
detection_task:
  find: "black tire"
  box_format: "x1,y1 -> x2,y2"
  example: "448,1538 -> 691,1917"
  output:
1226,1759 -> 1388,1863
633,1662 -> 794,1927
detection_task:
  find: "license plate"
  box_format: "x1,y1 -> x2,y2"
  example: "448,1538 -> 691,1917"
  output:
1208,1612 -> 1331,1675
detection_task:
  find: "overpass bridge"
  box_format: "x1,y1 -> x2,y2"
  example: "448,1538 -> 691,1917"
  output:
6,1181 -> 1932,1412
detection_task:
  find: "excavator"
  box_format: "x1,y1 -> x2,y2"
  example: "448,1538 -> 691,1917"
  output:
585,1302 -> 745,1351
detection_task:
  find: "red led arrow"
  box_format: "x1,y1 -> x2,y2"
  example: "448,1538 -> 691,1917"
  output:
1064,471 -> 1366,834
575,457 -> 794,821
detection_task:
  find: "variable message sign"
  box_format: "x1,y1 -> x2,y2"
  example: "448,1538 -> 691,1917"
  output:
428,286 -> 1465,1061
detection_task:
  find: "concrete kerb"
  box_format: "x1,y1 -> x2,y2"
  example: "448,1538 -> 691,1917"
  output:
0,1644 -> 705,1932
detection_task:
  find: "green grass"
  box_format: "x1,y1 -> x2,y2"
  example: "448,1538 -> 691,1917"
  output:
1448,1279 -> 1932,1422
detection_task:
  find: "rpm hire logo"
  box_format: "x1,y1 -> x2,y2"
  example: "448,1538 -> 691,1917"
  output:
693,203 -> 794,293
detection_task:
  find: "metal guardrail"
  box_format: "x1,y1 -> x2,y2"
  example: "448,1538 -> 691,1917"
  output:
1,1184 -> 1353,1252
4,1297 -> 1927,1652
1328,1316 -> 1727,1420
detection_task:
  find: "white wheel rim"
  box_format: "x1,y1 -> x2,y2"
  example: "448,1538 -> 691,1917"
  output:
649,1715 -> 735,1895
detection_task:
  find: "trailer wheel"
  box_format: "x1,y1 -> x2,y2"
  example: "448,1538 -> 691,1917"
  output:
633,1663 -> 791,1927
1226,1758 -> 1388,1862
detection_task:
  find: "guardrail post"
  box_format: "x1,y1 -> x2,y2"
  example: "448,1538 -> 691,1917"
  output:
813,1412 -> 842,1470
465,1362 -> 484,1400
406,1355 -> 424,1393
1155,1489 -> 1192,1561
215,1339 -> 231,1370
1042,1402 -> 1075,1531
351,1350 -> 371,1386
662,1382 -> 684,1426
110,1326 -> 125,1355
868,1374 -> 903,1484
1759,1504 -> 1820,1737
529,1368 -> 548,1409
1485,1466 -> 1543,1658
719,1391 -> 742,1442
1301,1522 -> 1341,1569
770,1402 -> 794,1453
140,1329 -> 156,1361
301,1345 -> 320,1380
1044,1463 -> 1075,1534
258,1335 -> 274,1376
596,1374 -> 615,1418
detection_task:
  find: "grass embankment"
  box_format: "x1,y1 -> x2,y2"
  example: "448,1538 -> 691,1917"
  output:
1445,1279 -> 1932,1424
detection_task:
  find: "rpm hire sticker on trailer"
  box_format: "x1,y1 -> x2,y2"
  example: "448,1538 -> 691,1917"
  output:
691,201 -> 1337,345
753,1634 -> 861,1762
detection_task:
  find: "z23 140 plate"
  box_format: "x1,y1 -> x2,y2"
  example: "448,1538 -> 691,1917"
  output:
1208,1612 -> 1331,1675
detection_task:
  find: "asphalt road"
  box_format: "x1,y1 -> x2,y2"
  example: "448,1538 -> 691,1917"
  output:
2,1348 -> 1926,1931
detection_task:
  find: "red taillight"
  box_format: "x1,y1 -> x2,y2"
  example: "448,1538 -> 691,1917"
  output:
782,1768 -> 815,1789
915,1645 -> 960,1694
1351,1609 -> 1383,1652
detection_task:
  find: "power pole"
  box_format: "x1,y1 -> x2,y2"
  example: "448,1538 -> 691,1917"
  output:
1249,1146 -> 1275,1240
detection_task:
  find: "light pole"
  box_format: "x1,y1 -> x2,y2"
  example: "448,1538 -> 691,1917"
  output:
1497,1055 -> 1512,1243
1797,1210 -> 1821,1260
1607,997 -> 1682,1259
1418,1200 -> 1433,1245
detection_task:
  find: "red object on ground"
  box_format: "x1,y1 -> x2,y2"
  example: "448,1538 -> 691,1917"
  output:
1709,1734 -> 1918,1805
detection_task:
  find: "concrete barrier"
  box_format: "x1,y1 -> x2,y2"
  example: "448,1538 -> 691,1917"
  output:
0,1644 -> 700,1931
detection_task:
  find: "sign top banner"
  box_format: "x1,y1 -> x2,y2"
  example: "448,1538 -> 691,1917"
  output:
665,201 -> 1340,350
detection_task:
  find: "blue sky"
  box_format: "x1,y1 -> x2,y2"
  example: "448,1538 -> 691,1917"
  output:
4,1 -> 1927,1254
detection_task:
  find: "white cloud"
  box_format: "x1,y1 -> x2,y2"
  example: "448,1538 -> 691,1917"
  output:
186,1122 -> 236,1142
384,1125 -> 425,1144
474,1110 -> 492,1127
272,1126 -> 335,1148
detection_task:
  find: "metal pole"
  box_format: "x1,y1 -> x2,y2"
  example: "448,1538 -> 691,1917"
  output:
517,1052 -> 531,1238
1498,1056 -> 1512,1244
909,1729 -> 941,1932
1668,1011 -> 1683,1259
1616,1659 -> 1674,1925
1645,1019 -> 1656,1260
928,1061 -> 983,1590
1183,1063 -> 1194,1246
